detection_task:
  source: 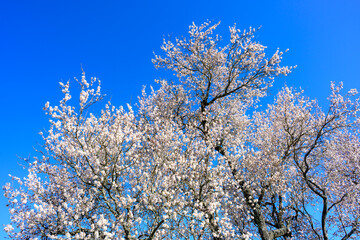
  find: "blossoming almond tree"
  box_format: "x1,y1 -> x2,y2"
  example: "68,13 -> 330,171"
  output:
4,22 -> 360,240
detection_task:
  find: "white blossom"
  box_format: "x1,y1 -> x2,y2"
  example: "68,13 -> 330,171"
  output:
4,21 -> 360,240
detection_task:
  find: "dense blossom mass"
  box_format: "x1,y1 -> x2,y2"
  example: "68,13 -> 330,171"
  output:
4,22 -> 360,239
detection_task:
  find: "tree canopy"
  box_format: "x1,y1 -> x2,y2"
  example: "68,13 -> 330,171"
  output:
4,22 -> 360,240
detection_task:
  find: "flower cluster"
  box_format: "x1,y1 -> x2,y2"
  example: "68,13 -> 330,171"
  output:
4,22 -> 360,240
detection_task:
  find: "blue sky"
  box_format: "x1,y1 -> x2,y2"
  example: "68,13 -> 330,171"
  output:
1,0 -> 360,237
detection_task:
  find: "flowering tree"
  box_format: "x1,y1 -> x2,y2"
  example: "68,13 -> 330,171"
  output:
4,22 -> 360,240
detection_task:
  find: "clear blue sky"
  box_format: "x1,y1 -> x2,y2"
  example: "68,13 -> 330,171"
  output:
1,0 -> 360,237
